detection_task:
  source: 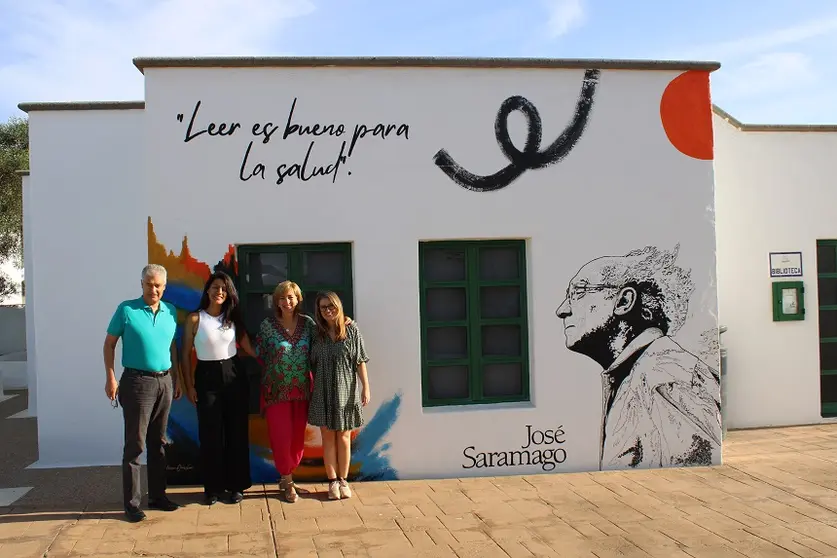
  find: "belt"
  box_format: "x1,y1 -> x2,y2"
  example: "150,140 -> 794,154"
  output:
126,368 -> 169,378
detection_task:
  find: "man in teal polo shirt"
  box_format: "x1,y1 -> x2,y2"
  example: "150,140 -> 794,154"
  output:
104,263 -> 183,522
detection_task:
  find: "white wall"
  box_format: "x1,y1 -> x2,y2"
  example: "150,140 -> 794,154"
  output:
28,108 -> 146,467
714,114 -> 837,428
0,305 -> 27,391
143,65 -> 720,478
0,306 -> 25,355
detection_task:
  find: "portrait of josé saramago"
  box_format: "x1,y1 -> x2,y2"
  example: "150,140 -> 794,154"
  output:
556,245 -> 721,470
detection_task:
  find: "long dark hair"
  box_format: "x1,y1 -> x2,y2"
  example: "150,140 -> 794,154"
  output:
197,271 -> 246,340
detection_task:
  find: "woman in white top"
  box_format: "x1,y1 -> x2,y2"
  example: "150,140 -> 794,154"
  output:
181,271 -> 256,506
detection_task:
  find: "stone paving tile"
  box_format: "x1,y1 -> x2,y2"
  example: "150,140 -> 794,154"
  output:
9,392 -> 837,558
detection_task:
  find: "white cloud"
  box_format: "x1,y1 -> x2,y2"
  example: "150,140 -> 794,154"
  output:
713,51 -> 818,100
668,14 -> 837,122
0,0 -> 315,113
543,0 -> 584,39
676,16 -> 837,61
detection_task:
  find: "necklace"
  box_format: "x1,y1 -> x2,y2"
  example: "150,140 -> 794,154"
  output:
278,316 -> 296,334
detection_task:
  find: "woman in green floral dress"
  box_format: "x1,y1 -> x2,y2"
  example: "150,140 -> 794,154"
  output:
308,291 -> 370,500
254,281 -> 316,503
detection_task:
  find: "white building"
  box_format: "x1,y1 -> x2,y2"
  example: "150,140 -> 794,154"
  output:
20,57 -> 729,482
714,107 -> 837,431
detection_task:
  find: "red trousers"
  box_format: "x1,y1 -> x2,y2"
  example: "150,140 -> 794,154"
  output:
265,400 -> 309,476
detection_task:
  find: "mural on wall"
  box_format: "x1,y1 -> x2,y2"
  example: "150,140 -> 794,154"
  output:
555,244 -> 721,470
138,66 -> 719,481
432,68 -> 601,192
147,218 -> 401,485
659,70 -> 714,161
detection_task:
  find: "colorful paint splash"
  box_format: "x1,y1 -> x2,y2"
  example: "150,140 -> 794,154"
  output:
147,217 -> 401,484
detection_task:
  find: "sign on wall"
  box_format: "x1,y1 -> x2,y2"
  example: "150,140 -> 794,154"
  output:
770,251 -> 803,278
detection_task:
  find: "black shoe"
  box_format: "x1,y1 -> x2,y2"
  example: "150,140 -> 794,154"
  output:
125,508 -> 147,522
204,494 -> 219,506
228,491 -> 244,504
147,496 -> 180,511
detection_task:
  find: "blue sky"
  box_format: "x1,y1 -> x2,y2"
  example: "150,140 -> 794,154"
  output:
2,0 -> 837,124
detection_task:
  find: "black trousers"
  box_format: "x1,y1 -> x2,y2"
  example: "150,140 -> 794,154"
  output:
119,369 -> 172,511
195,356 -> 252,495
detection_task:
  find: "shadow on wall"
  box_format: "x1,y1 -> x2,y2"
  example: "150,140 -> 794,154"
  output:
147,217 -> 402,486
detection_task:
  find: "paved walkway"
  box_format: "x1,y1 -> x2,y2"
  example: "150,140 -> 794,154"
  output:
5,391 -> 837,557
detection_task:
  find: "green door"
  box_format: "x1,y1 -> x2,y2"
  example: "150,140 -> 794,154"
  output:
816,240 -> 837,417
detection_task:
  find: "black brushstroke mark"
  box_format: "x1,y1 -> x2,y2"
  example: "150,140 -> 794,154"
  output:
618,438 -> 644,468
676,435 -> 712,466
432,68 -> 601,192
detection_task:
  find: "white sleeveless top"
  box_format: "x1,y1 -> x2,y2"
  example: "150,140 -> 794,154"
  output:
194,310 -> 237,361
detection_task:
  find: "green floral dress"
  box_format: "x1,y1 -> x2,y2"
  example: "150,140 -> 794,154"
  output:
308,322 -> 369,431
255,315 -> 317,409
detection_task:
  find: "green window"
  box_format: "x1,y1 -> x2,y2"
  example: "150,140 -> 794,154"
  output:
236,243 -> 354,337
234,243 -> 353,414
817,240 -> 837,417
418,240 -> 530,407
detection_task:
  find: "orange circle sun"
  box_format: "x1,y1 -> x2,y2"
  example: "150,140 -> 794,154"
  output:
659,70 -> 714,161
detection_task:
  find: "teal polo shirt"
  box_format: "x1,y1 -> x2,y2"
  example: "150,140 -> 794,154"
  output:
107,297 -> 178,372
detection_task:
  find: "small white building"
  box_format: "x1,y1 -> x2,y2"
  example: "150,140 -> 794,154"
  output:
714,108 -> 837,431
20,57 -> 725,482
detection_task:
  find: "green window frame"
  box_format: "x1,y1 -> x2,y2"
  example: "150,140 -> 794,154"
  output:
816,240 -> 837,417
418,239 -> 530,407
236,243 -> 354,337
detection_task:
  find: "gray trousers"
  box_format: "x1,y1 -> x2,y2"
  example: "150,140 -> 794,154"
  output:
118,369 -> 173,511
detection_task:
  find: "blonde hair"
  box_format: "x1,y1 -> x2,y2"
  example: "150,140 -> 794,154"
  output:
314,291 -> 347,341
273,281 -> 303,318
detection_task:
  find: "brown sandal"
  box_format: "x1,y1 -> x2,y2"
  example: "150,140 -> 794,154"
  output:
281,475 -> 298,503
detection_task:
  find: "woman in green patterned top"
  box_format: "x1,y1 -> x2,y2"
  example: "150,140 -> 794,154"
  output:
308,291 -> 371,501
254,281 -> 316,503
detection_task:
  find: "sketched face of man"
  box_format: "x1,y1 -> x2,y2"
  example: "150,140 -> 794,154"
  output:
142,272 -> 166,305
555,260 -> 619,351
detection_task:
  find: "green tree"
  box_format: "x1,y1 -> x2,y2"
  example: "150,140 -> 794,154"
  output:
0,116 -> 28,301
